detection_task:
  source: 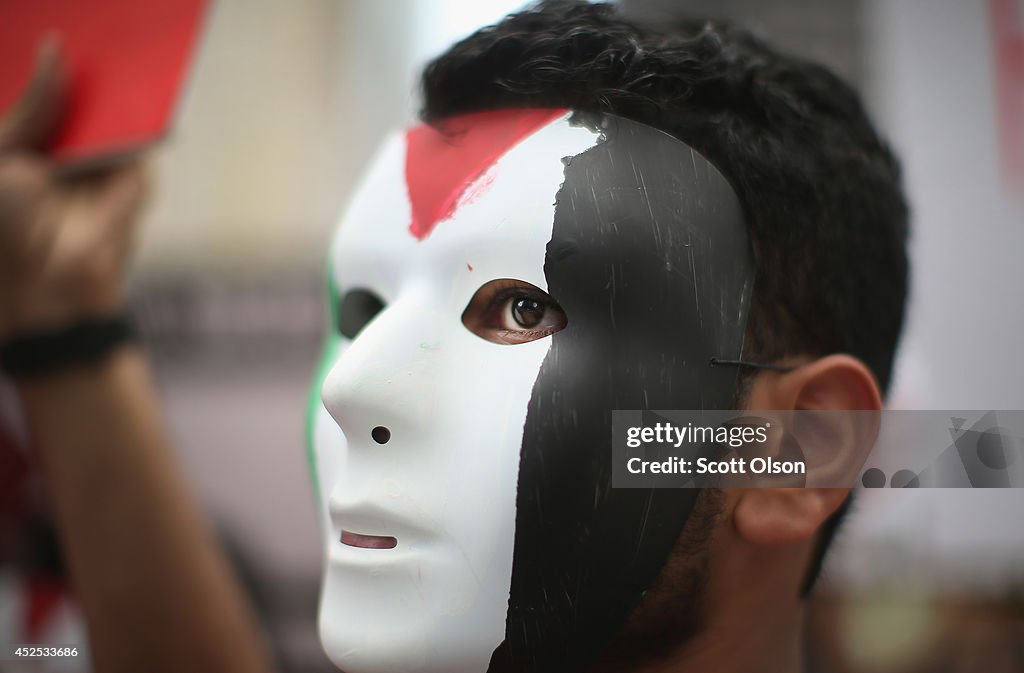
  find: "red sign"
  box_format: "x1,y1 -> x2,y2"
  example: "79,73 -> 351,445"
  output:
0,0 -> 208,166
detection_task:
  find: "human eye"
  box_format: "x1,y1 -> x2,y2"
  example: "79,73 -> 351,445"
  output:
337,288 -> 385,339
461,279 -> 567,345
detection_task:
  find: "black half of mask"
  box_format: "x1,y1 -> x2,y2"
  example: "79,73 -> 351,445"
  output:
488,112 -> 754,673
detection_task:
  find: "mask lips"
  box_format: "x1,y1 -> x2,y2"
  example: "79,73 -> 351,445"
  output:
341,530 -> 398,550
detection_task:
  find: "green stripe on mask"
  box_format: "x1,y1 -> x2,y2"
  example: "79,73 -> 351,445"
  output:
305,256 -> 342,504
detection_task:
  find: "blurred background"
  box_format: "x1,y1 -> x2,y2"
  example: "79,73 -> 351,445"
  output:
3,0 -> 1024,671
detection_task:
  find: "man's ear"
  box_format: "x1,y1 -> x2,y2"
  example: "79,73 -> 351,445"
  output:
735,354 -> 881,546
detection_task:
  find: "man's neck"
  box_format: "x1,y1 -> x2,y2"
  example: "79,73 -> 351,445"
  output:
660,603 -> 804,673
612,540 -> 809,673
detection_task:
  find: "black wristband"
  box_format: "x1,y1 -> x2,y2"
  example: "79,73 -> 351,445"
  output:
0,314 -> 137,378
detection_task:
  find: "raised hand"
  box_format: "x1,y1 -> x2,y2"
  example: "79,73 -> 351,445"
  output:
0,39 -> 146,340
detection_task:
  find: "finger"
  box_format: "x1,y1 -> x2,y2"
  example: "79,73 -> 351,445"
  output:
0,155 -> 52,244
65,158 -> 148,221
0,35 -> 68,154
61,159 -> 148,258
92,160 -> 148,248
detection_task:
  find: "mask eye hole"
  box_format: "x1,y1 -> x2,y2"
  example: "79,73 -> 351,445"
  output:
337,289 -> 385,339
462,279 -> 567,345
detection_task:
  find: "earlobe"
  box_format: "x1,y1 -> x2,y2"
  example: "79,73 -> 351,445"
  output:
734,487 -> 849,546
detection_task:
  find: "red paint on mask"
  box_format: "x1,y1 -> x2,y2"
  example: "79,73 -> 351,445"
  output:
404,108 -> 566,240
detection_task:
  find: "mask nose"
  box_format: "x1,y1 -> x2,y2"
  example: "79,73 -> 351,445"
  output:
320,296 -> 446,449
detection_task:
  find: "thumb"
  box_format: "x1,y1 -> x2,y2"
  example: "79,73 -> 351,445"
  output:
0,35 -> 68,154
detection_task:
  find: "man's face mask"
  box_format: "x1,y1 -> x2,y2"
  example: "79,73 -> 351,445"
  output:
307,109 -> 753,673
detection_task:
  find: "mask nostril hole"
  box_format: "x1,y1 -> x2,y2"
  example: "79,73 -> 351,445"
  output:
371,426 -> 391,445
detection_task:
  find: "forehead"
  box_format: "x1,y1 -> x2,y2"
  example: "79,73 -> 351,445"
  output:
330,110 -> 599,293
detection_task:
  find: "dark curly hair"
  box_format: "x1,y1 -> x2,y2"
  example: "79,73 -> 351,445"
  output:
421,0 -> 909,398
